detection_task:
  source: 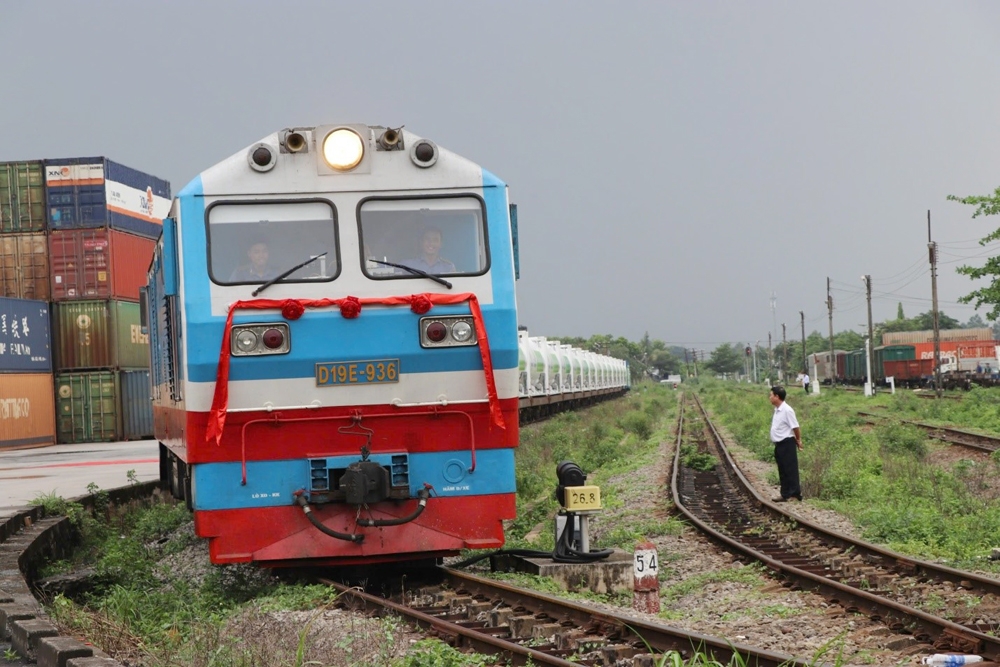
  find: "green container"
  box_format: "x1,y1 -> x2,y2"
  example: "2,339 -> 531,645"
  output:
873,345 -> 915,382
52,300 -> 150,370
845,349 -> 865,381
0,162 -> 46,232
55,370 -> 121,443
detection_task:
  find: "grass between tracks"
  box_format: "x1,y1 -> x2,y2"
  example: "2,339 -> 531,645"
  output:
29,384 -> 868,667
698,380 -> 1000,568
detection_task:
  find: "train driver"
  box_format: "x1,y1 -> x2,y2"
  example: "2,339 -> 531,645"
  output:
229,239 -> 280,282
401,227 -> 456,275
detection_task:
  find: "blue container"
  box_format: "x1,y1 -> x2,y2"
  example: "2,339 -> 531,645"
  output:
119,368 -> 153,439
0,297 -> 51,373
44,157 -> 171,239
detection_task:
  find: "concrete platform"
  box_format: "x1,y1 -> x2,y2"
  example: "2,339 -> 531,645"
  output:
494,548 -> 633,594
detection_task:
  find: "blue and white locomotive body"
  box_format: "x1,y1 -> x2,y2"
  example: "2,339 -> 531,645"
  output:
146,125 -> 520,566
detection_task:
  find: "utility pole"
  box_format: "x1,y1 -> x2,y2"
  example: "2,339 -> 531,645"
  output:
691,349 -> 699,378
767,332 -> 772,381
863,274 -> 874,395
800,311 -> 806,374
780,324 -> 786,381
827,278 -> 836,383
684,348 -> 691,378
754,340 -> 759,384
929,210 -> 942,398
769,292 -> 777,373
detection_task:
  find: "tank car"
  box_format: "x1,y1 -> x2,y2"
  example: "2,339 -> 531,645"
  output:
143,124 -> 520,566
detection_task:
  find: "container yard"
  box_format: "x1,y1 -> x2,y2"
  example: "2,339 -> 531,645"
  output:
0,156 -> 169,447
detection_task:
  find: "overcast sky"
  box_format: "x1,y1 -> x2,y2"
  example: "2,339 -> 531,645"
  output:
4,1 -> 1000,353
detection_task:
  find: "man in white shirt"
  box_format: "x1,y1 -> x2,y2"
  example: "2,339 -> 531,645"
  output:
769,385 -> 803,502
802,373 -> 810,393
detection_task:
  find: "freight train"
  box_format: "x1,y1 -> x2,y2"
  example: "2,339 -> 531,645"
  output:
809,334 -> 1000,390
144,123 -> 629,568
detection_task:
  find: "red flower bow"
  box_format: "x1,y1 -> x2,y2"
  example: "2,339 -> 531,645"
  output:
339,296 -> 362,319
410,294 -> 433,315
281,300 -> 305,320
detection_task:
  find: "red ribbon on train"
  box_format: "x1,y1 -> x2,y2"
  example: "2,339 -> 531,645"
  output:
205,293 -> 505,446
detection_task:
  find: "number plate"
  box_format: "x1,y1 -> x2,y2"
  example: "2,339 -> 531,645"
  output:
316,359 -> 400,386
564,485 -> 601,511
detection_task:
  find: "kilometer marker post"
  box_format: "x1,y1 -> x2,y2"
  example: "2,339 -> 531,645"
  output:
633,540 -> 660,613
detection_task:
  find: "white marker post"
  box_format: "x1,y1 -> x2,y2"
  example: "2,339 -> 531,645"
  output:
633,541 -> 660,613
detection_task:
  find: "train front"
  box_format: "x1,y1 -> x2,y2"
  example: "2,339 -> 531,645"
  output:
157,125 -> 519,566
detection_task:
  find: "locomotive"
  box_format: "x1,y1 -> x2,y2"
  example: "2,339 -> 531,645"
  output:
143,124 -> 523,566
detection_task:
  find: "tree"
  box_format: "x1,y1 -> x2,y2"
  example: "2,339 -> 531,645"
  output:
948,187 -> 1000,320
897,303 -> 905,320
706,344 -> 743,374
963,314 -> 987,329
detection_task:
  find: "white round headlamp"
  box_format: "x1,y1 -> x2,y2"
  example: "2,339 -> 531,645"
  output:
322,129 -> 364,171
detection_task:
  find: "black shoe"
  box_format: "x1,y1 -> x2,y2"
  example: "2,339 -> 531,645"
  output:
771,496 -> 788,503
792,495 -> 803,501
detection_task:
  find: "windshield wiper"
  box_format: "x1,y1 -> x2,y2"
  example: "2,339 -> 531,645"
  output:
252,252 -> 328,297
368,259 -> 453,289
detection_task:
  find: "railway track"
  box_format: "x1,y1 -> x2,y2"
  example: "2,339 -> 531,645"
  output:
321,568 -> 809,667
673,393 -> 1000,661
858,410 -> 1000,453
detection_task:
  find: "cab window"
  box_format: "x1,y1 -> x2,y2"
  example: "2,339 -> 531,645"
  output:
359,197 -> 488,278
207,200 -> 338,285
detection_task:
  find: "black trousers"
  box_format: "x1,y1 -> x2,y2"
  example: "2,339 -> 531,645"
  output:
773,437 -> 801,500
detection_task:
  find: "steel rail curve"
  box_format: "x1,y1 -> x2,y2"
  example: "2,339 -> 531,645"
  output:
320,568 -> 808,667
672,393 -> 999,660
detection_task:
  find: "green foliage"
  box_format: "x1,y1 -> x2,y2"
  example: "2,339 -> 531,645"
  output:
395,639 -> 497,667
30,492 -> 87,527
706,343 -> 744,374
680,444 -> 717,472
948,187 -> 1000,320
873,422 -> 926,458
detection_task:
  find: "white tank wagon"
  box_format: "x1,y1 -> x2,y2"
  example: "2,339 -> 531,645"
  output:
517,331 -> 630,423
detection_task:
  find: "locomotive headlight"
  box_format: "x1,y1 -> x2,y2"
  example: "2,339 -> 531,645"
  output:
236,330 -> 258,352
322,129 -> 364,171
451,321 -> 473,342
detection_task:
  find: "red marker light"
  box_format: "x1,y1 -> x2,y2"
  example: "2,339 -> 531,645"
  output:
262,328 -> 284,349
426,322 -> 448,343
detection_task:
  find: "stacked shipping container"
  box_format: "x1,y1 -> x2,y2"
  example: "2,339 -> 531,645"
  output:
0,297 -> 55,449
0,157 -> 169,449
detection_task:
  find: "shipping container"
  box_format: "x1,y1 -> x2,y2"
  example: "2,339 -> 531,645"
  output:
49,229 -> 156,302
910,340 -> 1000,361
0,373 -> 56,449
884,359 -> 935,382
882,328 -> 994,345
55,370 -> 120,443
45,158 -> 171,240
120,369 -> 153,439
808,350 -> 846,383
845,349 -> 871,382
0,233 -> 49,300
0,162 -> 46,232
0,296 -> 51,373
52,300 -> 149,370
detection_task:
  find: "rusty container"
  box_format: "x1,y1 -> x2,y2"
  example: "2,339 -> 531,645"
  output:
49,228 -> 155,302
0,161 -> 47,232
0,373 -> 56,449
55,370 -> 121,443
0,233 -> 50,300
883,328 -> 994,345
52,300 -> 149,371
